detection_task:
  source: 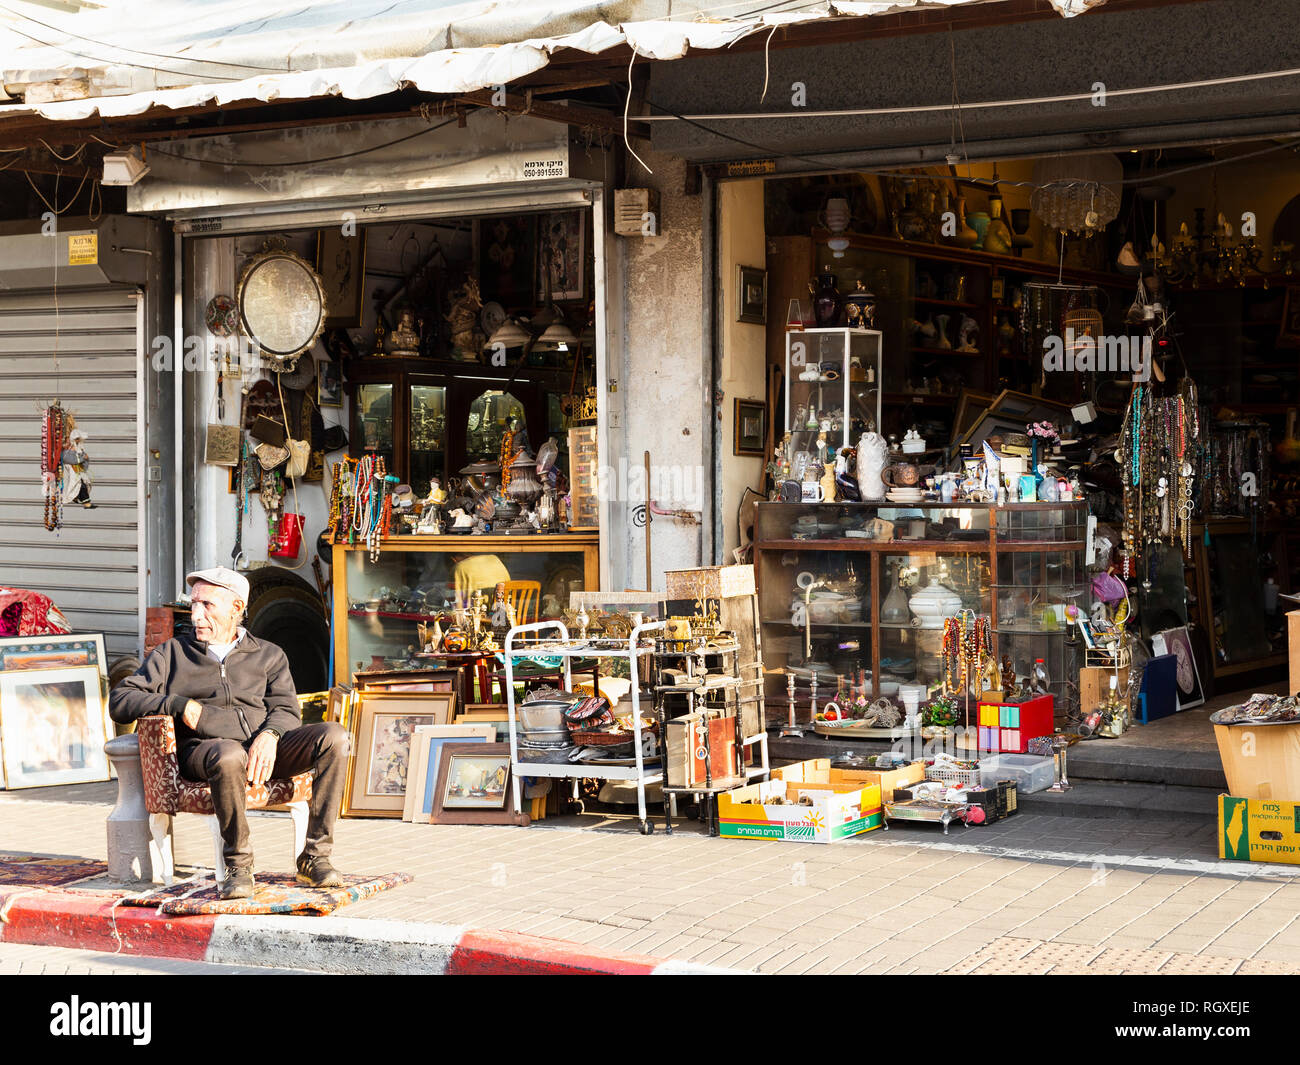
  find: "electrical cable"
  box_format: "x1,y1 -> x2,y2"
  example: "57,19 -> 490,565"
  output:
145,116 -> 458,168
24,166 -> 89,214
623,49 -> 653,176
37,138 -> 84,162
0,2 -> 288,73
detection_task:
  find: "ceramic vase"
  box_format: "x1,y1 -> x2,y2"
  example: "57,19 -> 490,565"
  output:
812,273 -> 840,326
953,198 -> 979,249
856,431 -> 888,500
967,211 -> 991,251
983,197 -> 1013,255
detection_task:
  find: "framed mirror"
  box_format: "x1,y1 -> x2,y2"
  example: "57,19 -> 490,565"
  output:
237,247 -> 328,367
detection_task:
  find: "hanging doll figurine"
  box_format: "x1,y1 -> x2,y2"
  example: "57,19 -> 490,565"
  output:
60,428 -> 95,509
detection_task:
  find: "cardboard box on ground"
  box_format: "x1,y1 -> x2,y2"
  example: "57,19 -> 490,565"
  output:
719,760 -> 883,843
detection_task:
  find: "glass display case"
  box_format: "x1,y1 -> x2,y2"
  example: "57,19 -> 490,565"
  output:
345,357 -> 574,496
784,327 -> 882,452
753,500 -> 1087,717
332,535 -> 599,684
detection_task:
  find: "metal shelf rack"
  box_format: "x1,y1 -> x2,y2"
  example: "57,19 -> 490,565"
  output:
503,619 -> 666,836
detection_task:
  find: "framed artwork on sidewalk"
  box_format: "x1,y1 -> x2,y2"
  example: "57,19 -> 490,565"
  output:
0,634 -> 106,686
429,743 -> 528,826
0,665 -> 112,789
404,724 -> 496,823
342,691 -> 456,817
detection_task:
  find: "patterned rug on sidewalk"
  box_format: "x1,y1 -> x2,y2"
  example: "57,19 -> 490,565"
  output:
0,854 -> 109,888
120,871 -> 413,916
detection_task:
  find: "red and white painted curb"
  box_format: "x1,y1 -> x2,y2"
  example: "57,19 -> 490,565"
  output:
0,888 -> 749,975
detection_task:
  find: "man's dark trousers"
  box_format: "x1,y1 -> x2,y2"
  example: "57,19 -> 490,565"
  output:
179,722 -> 348,871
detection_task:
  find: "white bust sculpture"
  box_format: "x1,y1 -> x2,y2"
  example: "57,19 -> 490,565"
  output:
856,431 -> 888,500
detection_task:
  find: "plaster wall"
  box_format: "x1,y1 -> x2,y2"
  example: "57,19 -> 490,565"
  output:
614,150 -> 709,591
718,179 -> 768,560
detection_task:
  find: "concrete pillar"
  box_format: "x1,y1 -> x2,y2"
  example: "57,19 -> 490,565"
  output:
104,734 -> 154,883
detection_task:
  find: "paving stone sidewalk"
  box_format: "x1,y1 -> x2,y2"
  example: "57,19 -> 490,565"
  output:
4,783 -> 1298,975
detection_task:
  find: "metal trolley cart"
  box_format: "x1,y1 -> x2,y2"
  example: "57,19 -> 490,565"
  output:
504,619 -> 665,836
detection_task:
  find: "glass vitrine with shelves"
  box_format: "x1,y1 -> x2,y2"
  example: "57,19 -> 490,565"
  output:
784,328 -> 883,453
753,500 -> 1087,717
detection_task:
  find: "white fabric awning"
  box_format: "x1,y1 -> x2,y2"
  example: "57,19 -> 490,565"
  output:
0,0 -> 1107,122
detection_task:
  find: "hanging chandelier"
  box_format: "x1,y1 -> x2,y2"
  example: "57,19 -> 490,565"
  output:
1030,153 -> 1122,235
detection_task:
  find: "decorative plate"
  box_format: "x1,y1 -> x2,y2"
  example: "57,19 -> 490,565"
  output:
205,294 -> 238,337
481,301 -> 507,337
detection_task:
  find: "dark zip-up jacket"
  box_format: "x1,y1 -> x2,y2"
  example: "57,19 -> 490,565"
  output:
109,631 -> 301,753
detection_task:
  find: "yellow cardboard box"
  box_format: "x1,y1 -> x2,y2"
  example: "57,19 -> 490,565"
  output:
1219,794 -> 1300,865
719,771 -> 882,844
773,757 -> 925,801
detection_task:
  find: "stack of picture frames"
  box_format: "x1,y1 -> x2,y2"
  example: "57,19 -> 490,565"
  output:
0,633 -> 114,790
335,669 -> 527,824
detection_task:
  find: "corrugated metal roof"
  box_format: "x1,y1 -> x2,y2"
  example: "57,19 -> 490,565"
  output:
0,0 -> 1107,121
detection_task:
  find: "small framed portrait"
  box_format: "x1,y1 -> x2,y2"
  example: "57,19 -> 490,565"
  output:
537,210 -> 586,302
317,358 -> 343,409
733,398 -> 767,457
1076,618 -> 1095,649
429,743 -> 527,826
737,265 -> 767,325
990,277 -> 1006,302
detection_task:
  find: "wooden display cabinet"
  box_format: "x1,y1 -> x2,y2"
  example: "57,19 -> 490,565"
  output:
332,534 -> 598,685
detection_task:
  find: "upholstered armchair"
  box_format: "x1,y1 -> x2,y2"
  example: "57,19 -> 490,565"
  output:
136,715 -> 312,884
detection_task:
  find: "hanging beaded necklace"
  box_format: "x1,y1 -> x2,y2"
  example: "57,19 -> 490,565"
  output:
41,403 -> 66,532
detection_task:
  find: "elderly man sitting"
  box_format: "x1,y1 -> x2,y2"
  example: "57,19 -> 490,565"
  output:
110,567 -> 347,899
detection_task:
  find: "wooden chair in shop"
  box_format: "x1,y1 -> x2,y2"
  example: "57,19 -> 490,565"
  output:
503,580 -> 541,626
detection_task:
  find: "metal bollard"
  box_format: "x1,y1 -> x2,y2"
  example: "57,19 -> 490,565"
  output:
104,733 -> 155,883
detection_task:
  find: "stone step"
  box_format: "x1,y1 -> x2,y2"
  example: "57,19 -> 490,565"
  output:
766,731 -> 1224,822
767,731 -> 1227,789
1015,780 -> 1220,823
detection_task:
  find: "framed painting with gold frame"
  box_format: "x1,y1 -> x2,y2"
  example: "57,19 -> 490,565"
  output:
342,691 -> 456,817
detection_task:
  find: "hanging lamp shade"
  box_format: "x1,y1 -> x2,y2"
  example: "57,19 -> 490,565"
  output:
536,318 -> 578,350
1030,153 -> 1122,234
484,317 -> 531,349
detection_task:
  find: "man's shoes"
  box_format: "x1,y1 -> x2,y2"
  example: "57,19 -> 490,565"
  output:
296,854 -> 344,888
219,867 -> 255,900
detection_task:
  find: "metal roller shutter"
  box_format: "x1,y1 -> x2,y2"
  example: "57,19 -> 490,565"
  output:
0,286 -> 143,659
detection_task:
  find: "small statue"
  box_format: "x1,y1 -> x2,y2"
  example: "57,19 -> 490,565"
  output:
385,308 -> 421,357
445,278 -> 483,361
855,431 -> 888,500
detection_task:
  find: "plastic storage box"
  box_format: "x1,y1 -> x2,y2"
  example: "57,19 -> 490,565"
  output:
979,754 -> 1054,794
